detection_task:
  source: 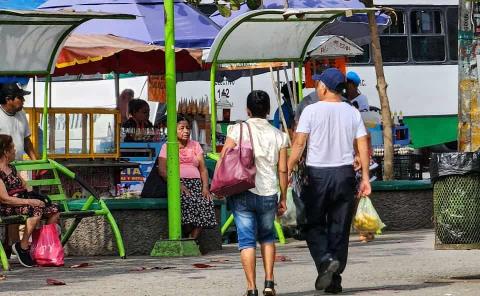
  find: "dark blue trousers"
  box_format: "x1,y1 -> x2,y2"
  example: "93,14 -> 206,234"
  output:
303,165 -> 356,275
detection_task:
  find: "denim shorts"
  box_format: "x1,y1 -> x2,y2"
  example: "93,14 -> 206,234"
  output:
227,191 -> 278,250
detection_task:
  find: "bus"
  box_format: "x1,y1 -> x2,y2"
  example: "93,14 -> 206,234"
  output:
347,0 -> 459,150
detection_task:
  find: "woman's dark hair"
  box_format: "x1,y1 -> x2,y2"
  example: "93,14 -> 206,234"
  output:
0,134 -> 13,158
177,114 -> 191,125
128,99 -> 149,115
247,90 -> 270,118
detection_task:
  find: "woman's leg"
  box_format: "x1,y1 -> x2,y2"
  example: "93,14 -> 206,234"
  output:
240,248 -> 257,290
228,194 -> 258,291
261,243 -> 275,281
20,216 -> 41,250
190,227 -> 202,240
256,194 -> 278,285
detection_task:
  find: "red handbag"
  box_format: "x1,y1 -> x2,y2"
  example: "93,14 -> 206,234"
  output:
210,122 -> 256,197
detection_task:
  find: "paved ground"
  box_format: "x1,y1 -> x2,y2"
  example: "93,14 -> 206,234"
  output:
2,229 -> 480,296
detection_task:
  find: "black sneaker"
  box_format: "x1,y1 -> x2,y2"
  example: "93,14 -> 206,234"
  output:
12,242 -> 35,268
315,257 -> 340,290
245,289 -> 258,296
325,274 -> 342,294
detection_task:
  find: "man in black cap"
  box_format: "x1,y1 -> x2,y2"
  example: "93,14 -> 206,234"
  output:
288,68 -> 371,294
0,83 -> 36,161
0,83 -> 37,258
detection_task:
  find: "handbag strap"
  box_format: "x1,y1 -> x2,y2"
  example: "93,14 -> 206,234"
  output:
243,121 -> 255,157
236,121 -> 255,158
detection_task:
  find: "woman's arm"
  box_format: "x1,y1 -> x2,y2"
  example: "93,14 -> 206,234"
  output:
0,180 -> 39,207
197,155 -> 211,200
277,147 -> 288,216
158,157 -> 167,181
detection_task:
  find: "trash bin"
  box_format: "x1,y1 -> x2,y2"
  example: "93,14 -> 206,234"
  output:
431,152 -> 480,249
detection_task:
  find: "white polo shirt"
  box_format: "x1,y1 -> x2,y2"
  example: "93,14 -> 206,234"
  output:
0,108 -> 31,160
296,101 -> 367,168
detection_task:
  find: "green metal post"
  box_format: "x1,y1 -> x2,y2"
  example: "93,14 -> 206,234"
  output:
164,0 -> 182,241
42,75 -> 50,160
297,63 -> 304,101
210,63 -> 217,151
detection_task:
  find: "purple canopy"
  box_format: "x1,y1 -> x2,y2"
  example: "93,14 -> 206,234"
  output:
39,0 -> 220,48
210,0 -> 390,46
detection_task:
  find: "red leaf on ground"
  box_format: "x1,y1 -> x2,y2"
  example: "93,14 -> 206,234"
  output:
129,267 -> 147,272
193,263 -> 214,268
70,263 -> 90,268
0,275 -> 6,281
275,255 -> 292,262
46,279 -> 66,286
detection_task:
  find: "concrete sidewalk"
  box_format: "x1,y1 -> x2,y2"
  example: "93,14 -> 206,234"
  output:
1,230 -> 480,296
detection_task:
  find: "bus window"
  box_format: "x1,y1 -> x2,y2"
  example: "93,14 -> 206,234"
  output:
380,10 -> 408,62
411,10 -> 446,62
349,44 -> 370,64
447,8 -> 458,61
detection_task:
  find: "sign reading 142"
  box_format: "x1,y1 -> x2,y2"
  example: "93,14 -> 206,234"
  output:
217,88 -> 230,98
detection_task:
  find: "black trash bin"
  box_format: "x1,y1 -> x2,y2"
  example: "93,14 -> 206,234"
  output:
431,152 -> 480,249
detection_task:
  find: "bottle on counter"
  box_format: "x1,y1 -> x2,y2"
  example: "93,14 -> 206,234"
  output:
399,111 -> 404,126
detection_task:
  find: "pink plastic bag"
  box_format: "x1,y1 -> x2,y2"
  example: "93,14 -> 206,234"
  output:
30,224 -> 64,267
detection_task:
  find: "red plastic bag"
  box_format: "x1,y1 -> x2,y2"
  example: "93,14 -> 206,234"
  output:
30,224 -> 64,267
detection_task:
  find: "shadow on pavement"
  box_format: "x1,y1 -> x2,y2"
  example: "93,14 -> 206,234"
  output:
0,255 -> 244,293
281,281 -> 451,296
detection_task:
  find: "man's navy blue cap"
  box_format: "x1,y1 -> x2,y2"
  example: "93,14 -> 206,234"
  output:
312,68 -> 346,92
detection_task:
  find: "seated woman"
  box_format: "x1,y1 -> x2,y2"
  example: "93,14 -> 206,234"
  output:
122,99 -> 153,142
0,134 -> 60,268
158,115 -> 216,240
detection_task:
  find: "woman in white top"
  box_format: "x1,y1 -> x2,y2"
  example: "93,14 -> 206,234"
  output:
219,90 -> 288,296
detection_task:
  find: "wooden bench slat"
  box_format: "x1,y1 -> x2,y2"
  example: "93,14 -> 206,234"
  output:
14,163 -> 54,171
48,194 -> 67,201
27,179 -> 62,187
0,215 -> 27,224
60,210 -> 98,218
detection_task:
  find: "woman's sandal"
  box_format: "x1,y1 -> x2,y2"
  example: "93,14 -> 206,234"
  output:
263,280 -> 276,296
244,289 -> 258,296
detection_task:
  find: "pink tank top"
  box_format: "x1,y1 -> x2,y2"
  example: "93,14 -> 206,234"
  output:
159,140 -> 203,179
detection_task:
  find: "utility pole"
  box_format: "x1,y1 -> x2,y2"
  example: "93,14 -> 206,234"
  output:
151,0 -> 200,257
361,0 -> 394,180
458,0 -> 480,151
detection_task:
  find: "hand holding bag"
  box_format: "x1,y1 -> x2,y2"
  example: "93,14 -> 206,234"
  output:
210,122 -> 256,197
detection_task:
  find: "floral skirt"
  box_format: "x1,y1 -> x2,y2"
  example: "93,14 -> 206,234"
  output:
181,178 -> 217,228
0,203 -> 59,218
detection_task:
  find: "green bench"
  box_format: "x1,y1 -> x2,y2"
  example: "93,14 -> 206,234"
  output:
0,159 -> 125,271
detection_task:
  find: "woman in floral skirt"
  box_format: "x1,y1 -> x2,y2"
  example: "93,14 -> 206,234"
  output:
158,115 -> 216,239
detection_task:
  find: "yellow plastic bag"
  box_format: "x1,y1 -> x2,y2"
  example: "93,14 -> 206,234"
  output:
353,196 -> 386,232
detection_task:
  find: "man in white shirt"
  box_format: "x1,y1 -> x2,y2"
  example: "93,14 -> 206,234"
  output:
288,68 -> 371,294
0,83 -> 37,258
345,71 -> 369,111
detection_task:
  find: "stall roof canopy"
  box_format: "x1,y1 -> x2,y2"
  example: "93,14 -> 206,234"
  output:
307,35 -> 363,58
0,9 -> 134,75
206,8 -> 378,64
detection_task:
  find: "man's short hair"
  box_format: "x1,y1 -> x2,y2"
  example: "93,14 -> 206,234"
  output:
247,90 -> 270,118
121,89 -> 135,98
128,99 -> 149,115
